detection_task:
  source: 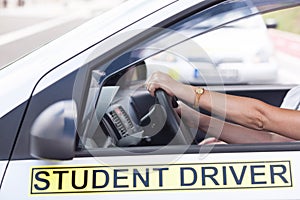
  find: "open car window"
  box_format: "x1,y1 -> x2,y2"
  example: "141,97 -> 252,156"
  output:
75,0 -> 300,154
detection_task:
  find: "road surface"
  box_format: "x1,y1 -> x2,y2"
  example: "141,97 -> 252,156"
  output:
0,0 -> 122,68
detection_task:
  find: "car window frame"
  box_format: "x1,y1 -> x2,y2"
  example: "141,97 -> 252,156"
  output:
73,0 -> 300,157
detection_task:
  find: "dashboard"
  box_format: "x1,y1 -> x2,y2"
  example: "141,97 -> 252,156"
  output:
85,82 -> 175,148
81,62 -> 197,150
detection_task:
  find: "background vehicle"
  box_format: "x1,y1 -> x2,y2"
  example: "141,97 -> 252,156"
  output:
144,6 -> 278,85
0,0 -> 300,199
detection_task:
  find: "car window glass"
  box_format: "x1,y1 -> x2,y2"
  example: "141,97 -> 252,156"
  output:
145,14 -> 277,85
76,2 -> 300,152
263,6 -> 300,85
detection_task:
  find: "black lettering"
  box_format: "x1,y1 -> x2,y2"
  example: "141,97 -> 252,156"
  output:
222,166 -> 227,185
201,167 -> 219,186
93,170 -> 109,189
114,169 -> 129,188
250,165 -> 267,184
153,168 -> 169,187
72,170 -> 88,189
229,165 -> 246,185
133,168 -> 149,187
270,165 -> 288,184
53,171 -> 69,190
180,167 -> 197,186
34,171 -> 50,191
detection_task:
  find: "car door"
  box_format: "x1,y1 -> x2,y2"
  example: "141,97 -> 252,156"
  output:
0,102 -> 27,189
1,0 -> 300,199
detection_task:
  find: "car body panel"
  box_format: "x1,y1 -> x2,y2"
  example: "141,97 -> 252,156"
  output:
1,0 -> 300,199
1,151 -> 300,199
0,161 -> 6,184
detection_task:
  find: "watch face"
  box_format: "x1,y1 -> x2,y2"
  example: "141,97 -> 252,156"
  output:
196,88 -> 204,94
194,87 -> 204,108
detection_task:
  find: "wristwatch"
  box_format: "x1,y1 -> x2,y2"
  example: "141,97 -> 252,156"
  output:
194,87 -> 204,108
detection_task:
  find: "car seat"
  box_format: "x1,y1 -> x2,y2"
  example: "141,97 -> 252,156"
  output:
280,86 -> 300,110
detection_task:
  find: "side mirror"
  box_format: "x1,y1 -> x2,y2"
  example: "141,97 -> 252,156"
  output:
265,18 -> 278,29
30,100 -> 77,160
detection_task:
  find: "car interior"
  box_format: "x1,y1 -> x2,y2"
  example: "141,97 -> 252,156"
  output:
77,59 -> 294,151
75,1 -> 299,153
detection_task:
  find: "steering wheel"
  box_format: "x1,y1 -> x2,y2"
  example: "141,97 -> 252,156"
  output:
154,89 -> 195,145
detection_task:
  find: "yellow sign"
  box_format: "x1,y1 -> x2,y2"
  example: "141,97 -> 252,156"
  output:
30,161 -> 292,195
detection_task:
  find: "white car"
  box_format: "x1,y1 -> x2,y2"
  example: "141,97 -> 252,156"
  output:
144,11 -> 278,84
0,0 -> 299,199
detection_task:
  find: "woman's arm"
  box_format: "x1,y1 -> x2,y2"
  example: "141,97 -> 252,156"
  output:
190,88 -> 300,140
177,101 -> 295,143
146,72 -> 300,140
198,111 -> 295,144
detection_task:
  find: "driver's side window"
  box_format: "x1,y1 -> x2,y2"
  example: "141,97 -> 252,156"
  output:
76,0 -> 292,151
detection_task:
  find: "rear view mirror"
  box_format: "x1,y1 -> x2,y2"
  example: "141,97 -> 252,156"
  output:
30,100 -> 77,160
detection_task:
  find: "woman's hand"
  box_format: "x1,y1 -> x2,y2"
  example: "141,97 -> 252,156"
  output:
145,72 -> 181,97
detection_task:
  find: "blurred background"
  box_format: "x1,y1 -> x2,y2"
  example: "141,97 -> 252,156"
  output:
0,0 -> 300,86
0,0 -> 123,68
